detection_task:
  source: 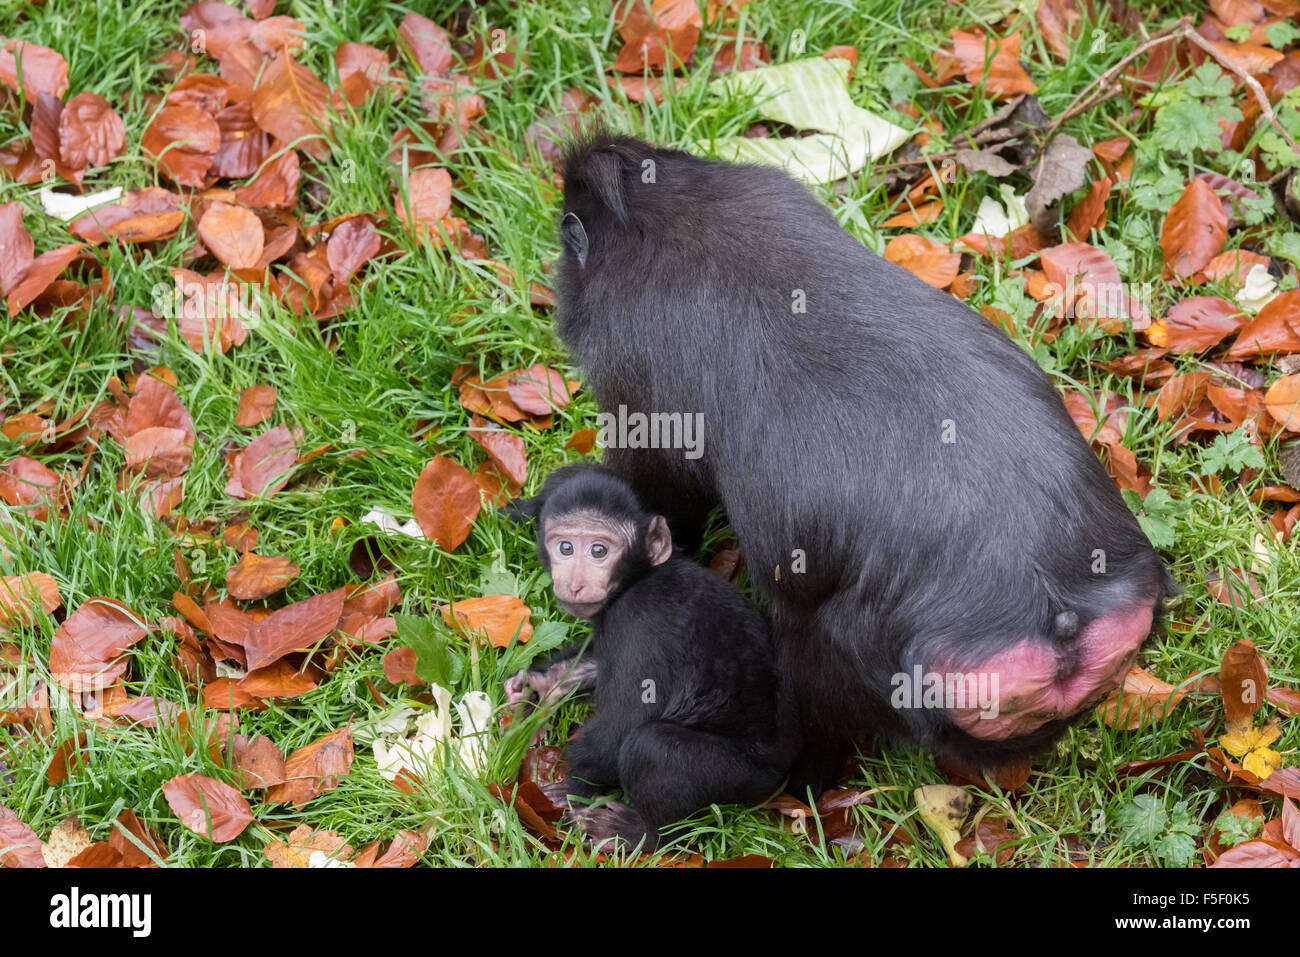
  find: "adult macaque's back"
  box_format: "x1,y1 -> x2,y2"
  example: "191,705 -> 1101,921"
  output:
555,132 -> 1174,784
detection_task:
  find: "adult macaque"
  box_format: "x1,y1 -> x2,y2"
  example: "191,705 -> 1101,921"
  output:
552,131 -> 1177,790
505,465 -> 799,848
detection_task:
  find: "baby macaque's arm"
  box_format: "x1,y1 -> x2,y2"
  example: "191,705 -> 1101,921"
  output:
505,653 -> 598,708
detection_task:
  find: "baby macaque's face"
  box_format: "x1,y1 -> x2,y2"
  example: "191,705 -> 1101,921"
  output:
541,509 -> 670,617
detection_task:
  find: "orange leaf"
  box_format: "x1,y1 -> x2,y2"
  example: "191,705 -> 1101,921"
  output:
234,148 -> 299,209
235,384 -> 277,427
0,571 -> 60,628
473,462 -> 517,507
1264,375 -> 1300,431
469,416 -> 527,488
1200,249 -> 1270,290
1155,371 -> 1212,422
881,200 -> 942,228
0,38 -> 68,99
1207,567 -> 1264,607
162,773 -> 253,842
198,202 -> 264,269
265,727 -> 354,807
69,187 -> 184,245
958,222 -> 1050,259
325,215 -> 381,285
438,594 -> 532,647
1065,178 -> 1110,240
564,428 -> 597,453
238,660 -> 318,700
1039,242 -> 1125,326
250,54 -> 331,160
232,734 -> 287,789
0,811 -> 46,867
1209,40 -> 1284,75
109,808 -> 168,867
212,101 -> 271,178
249,15 -> 305,55
341,576 -> 402,622
1061,388 -> 1127,445
49,597 -> 148,692
0,455 -> 63,521
243,588 -> 344,670
226,424 -> 297,499
383,647 -> 421,684
1037,0 -> 1082,58
1209,840 -> 1300,867
398,12 -> 454,75
1148,296 -> 1248,352
611,0 -> 702,74
396,167 -> 452,234
603,74 -> 685,104
122,375 -> 195,480
507,364 -> 572,415
353,829 -> 428,868
336,42 -> 401,95
459,373 -> 529,424
949,29 -> 1036,97
202,677 -> 264,710
1227,289 -> 1300,359
883,234 -> 960,288
1102,442 -> 1153,498
1220,639 -> 1268,722
57,92 -> 125,171
412,455 -> 481,550
1161,178 -> 1228,279
142,105 -> 219,187
1209,0 -> 1266,26
226,552 -> 300,600
1099,666 -> 1189,729
6,243 -> 84,316
0,202 -> 32,296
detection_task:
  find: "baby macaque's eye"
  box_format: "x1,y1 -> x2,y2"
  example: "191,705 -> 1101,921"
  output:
591,543 -> 608,558
558,541 -> 574,557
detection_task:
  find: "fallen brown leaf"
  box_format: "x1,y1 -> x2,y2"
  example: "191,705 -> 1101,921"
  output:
163,773 -> 254,842
226,551 -> 300,600
412,455 -> 480,550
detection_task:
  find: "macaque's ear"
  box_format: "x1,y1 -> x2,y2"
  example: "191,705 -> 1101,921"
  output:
561,212 -> 588,268
646,516 -> 672,566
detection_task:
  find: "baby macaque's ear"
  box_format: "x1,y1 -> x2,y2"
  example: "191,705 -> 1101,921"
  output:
646,516 -> 672,566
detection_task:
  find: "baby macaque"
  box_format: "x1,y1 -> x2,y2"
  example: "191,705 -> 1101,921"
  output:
505,465 -> 799,849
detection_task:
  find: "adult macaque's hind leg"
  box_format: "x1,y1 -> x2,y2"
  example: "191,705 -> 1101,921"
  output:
610,720 -> 784,846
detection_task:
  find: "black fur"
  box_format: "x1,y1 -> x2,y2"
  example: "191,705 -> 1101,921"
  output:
519,466 -> 800,849
554,131 -> 1177,789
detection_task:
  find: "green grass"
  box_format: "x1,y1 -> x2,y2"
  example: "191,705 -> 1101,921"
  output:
0,0 -> 1296,868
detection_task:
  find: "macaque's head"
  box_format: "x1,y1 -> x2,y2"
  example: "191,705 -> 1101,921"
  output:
516,466 -> 672,618
557,131 -> 682,278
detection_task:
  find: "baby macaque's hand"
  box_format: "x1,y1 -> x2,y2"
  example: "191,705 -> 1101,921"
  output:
504,668 -> 543,707
504,668 -> 558,745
